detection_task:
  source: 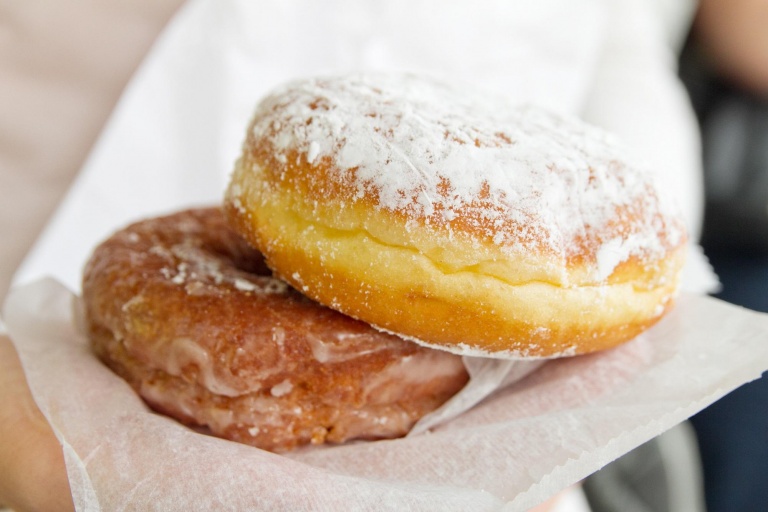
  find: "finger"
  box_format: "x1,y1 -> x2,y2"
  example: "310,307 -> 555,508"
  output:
0,334 -> 74,512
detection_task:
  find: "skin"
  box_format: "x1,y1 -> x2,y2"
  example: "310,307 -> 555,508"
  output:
694,0 -> 768,96
0,334 -> 74,512
0,332 -> 560,511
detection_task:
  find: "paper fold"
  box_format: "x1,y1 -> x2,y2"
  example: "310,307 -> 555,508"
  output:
5,279 -> 768,511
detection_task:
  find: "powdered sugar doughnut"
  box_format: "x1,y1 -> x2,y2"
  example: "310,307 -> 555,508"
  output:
225,74 -> 687,358
82,208 -> 468,452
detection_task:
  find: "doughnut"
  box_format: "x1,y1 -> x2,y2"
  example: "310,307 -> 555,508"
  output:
81,208 -> 469,452
225,73 -> 687,358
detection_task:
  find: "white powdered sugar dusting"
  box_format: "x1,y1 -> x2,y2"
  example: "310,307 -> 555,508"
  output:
269,379 -> 293,397
158,244 -> 289,296
375,325 -> 577,360
247,73 -> 685,274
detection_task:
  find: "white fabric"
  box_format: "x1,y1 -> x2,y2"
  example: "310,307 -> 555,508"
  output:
14,0 -> 708,292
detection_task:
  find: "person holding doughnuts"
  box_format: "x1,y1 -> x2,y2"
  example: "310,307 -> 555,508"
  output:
5,0 -> 763,510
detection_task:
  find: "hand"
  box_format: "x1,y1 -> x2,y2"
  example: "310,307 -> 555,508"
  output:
0,334 -> 74,512
696,0 -> 768,95
0,331 -> 575,512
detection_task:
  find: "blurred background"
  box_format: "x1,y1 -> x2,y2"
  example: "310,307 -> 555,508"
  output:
678,2 -> 768,512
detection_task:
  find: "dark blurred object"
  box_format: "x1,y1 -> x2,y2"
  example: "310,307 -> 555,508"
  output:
681,46 -> 768,255
583,423 -> 705,512
680,34 -> 768,512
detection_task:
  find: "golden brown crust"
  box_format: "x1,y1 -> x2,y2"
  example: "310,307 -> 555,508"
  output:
82,208 -> 468,452
225,74 -> 687,357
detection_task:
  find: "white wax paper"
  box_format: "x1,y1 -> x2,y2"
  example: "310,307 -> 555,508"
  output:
6,279 -> 768,511
5,0 -> 764,510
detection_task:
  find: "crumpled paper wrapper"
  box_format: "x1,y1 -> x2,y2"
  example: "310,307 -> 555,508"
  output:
6,279 -> 768,511
4,0 -> 764,510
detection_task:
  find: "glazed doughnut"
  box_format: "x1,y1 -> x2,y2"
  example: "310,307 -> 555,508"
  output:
82,208 -> 468,452
225,73 -> 687,358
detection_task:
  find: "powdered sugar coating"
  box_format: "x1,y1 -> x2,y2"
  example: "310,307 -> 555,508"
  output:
246,73 -> 685,280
